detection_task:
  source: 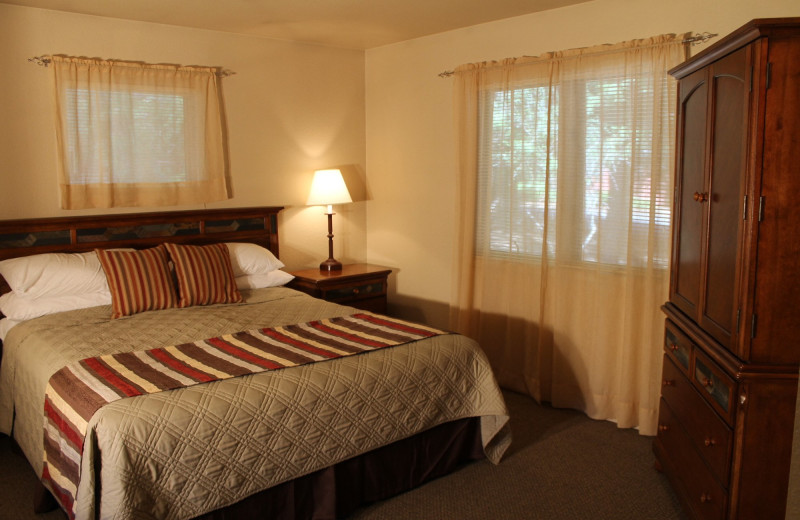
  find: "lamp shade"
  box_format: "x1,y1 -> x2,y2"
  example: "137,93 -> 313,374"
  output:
307,169 -> 352,206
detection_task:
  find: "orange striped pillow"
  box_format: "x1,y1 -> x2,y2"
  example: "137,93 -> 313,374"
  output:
165,242 -> 242,308
96,246 -> 178,319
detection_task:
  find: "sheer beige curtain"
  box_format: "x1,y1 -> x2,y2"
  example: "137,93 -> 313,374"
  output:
50,55 -> 231,209
450,34 -> 689,435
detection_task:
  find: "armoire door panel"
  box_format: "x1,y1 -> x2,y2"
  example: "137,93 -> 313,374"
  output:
670,70 -> 707,319
699,47 -> 750,349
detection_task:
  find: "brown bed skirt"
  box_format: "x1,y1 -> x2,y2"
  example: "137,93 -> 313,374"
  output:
194,417 -> 485,520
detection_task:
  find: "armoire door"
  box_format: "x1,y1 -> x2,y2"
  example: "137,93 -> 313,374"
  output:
669,69 -> 707,320
697,45 -> 751,350
670,44 -> 752,354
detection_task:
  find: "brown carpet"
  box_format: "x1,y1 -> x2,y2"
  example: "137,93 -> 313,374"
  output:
0,391 -> 686,519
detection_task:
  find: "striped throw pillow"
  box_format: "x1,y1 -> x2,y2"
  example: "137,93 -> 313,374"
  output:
96,245 -> 178,318
165,242 -> 242,308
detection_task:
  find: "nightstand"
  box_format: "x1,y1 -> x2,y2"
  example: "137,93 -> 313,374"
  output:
287,264 -> 392,314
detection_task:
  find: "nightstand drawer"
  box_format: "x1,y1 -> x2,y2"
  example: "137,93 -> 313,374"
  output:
661,356 -> 732,484
323,280 -> 386,303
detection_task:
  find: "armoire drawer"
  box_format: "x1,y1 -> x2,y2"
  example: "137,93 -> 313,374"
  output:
656,399 -> 727,520
692,350 -> 737,425
660,356 -> 732,484
664,319 -> 692,373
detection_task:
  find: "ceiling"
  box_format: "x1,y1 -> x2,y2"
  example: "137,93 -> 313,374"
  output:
1,0 -> 590,50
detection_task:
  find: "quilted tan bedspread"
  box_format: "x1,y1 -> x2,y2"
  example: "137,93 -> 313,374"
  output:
0,287 -> 510,520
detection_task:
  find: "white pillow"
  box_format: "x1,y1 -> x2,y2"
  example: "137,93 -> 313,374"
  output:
235,270 -> 294,290
0,251 -> 110,299
0,317 -> 22,342
0,291 -> 111,321
226,242 -> 284,277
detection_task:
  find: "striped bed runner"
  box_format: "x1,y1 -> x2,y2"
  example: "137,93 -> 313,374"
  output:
41,312 -> 446,519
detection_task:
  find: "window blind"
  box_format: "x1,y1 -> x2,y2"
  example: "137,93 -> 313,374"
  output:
475,64 -> 674,268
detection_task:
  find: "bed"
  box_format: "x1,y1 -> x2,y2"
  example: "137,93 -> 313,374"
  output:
0,207 -> 511,520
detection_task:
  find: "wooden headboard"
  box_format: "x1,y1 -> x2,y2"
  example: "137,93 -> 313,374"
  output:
0,206 -> 283,295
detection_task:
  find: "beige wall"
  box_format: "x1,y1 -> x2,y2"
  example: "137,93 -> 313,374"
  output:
0,3 -> 367,270
365,0 -> 799,327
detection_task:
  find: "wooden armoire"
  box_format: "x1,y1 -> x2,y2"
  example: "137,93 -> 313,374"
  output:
654,18 -> 800,520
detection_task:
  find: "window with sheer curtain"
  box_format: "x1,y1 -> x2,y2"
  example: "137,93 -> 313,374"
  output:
50,55 -> 231,209
477,70 -> 673,268
451,34 -> 689,435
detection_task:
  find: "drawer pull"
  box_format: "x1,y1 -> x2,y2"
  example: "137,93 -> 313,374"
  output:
352,288 -> 360,295
658,424 -> 670,433
700,493 -> 713,504
669,343 -> 679,352
704,437 -> 717,447
663,379 -> 675,387
703,377 -> 714,388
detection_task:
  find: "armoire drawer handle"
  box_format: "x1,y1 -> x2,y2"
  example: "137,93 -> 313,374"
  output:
663,379 -> 675,387
658,424 -> 669,432
693,192 -> 708,203
700,493 -> 713,503
704,437 -> 716,447
352,288 -> 360,295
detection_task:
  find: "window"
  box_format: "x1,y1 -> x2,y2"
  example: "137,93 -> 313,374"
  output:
475,69 -> 673,268
477,84 -> 559,259
50,56 -> 230,209
65,89 -> 191,184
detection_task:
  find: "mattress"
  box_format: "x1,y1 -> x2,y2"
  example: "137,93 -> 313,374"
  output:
0,287 -> 510,519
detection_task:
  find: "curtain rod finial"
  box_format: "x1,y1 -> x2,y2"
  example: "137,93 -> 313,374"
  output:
28,56 -> 51,67
685,32 -> 718,45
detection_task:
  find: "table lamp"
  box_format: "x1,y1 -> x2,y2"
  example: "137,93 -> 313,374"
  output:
307,168 -> 352,271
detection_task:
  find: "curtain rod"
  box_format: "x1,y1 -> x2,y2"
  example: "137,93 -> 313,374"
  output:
437,31 -> 718,78
27,55 -> 236,77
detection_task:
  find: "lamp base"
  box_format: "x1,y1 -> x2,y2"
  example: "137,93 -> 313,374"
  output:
319,258 -> 343,271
